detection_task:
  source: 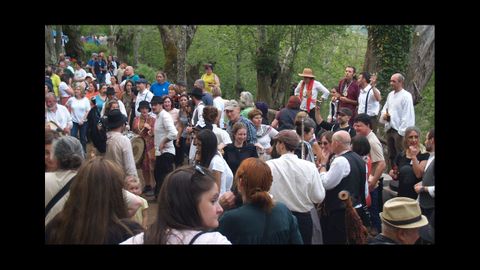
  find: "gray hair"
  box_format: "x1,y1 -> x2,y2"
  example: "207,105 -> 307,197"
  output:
45,92 -> 56,101
394,73 -> 405,83
239,91 -> 254,109
195,79 -> 205,89
52,136 -> 85,170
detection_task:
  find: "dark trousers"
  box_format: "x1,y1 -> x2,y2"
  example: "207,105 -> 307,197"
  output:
174,138 -> 185,167
292,211 -> 313,245
71,122 -> 88,153
421,207 -> 434,223
154,153 -> 175,196
386,128 -> 404,169
321,209 -> 347,244
369,186 -> 382,233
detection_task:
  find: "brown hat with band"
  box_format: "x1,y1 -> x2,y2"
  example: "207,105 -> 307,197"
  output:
298,68 -> 315,78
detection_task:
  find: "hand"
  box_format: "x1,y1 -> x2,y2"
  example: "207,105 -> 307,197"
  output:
175,139 -> 181,147
389,169 -> 398,180
409,145 -> 419,156
219,191 -> 236,210
144,123 -> 151,130
414,183 -> 423,194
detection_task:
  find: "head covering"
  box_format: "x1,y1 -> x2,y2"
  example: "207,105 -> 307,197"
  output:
105,109 -> 127,129
137,100 -> 151,112
298,68 -> 315,78
86,73 -> 96,80
273,130 -> 300,150
380,197 -> 429,229
225,100 -> 240,111
337,107 -> 353,116
136,78 -> 148,85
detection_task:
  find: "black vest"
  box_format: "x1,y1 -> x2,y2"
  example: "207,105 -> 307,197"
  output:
324,151 -> 366,213
419,158 -> 435,209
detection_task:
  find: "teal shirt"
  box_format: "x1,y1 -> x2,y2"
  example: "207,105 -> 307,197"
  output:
217,202 -> 303,245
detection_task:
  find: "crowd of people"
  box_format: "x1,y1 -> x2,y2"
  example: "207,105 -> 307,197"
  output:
45,55 -> 434,245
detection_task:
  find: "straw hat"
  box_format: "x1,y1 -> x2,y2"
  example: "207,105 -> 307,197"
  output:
298,68 -> 315,78
380,197 -> 429,229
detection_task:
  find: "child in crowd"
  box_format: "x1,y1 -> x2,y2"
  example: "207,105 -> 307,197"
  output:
125,176 -> 149,229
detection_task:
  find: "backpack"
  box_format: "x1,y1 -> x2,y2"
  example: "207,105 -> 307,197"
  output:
87,105 -> 107,153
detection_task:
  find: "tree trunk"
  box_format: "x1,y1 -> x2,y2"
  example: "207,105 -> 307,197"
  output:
133,26 -> 142,67
45,25 -> 56,65
256,25 -> 273,106
116,26 -> 135,64
176,26 -> 187,84
63,25 -> 85,61
55,25 -> 64,57
234,25 -> 244,97
158,25 -> 197,83
107,25 -> 118,56
187,62 -> 201,89
363,27 -> 378,73
404,25 -> 435,105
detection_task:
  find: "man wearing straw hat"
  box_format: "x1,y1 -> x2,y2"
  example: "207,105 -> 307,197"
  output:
369,197 -> 429,245
294,68 -> 330,120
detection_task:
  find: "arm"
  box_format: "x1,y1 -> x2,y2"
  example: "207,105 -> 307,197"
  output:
319,156 -> 350,190
213,170 -> 222,193
123,189 -> 142,218
314,104 -> 324,125
142,208 -> 148,229
271,111 -> 280,129
316,81 -> 330,100
339,96 -> 358,106
373,87 -> 381,102
312,142 -> 323,167
369,160 -> 386,190
214,74 -> 221,87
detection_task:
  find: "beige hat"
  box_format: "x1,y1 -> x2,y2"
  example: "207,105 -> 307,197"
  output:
380,197 -> 429,229
225,100 -> 240,111
298,68 -> 315,78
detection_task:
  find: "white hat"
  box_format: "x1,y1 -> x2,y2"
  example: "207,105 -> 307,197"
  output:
86,73 -> 96,80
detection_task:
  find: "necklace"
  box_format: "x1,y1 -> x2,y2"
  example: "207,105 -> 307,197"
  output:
343,80 -> 353,96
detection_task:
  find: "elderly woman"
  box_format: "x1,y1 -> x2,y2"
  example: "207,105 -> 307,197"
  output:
239,91 -> 255,119
248,109 -> 278,161
45,129 -> 61,172
45,136 -> 85,226
66,86 -> 91,153
389,126 -> 430,199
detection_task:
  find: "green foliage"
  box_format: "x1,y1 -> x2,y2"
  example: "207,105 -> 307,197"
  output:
82,43 -> 109,61
368,25 -> 414,97
138,26 -> 165,70
415,72 -> 435,141
135,63 -> 157,83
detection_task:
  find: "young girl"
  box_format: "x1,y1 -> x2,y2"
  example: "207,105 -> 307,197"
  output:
121,165 -> 231,244
125,176 -> 149,229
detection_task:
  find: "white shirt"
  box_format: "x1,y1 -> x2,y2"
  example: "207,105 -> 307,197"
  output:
192,101 -> 205,128
379,89 -> 415,136
212,124 -> 232,146
121,230 -> 231,245
209,153 -> 234,196
294,80 -> 330,111
213,96 -> 225,129
74,68 -> 86,81
154,110 -> 178,156
45,170 -> 76,226
66,97 -> 90,124
267,153 -> 325,213
319,151 -> 351,190
357,84 -> 380,116
59,81 -> 70,98
46,104 -> 72,129
135,90 -> 154,117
